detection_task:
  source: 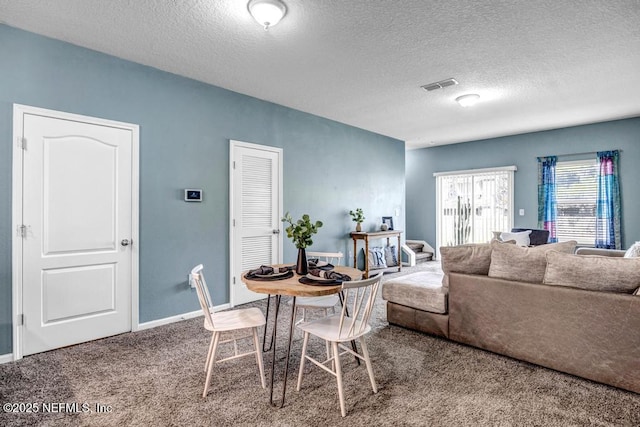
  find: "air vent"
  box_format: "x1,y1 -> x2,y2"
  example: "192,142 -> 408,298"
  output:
421,78 -> 458,92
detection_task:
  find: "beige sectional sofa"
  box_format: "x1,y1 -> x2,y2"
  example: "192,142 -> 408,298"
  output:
383,242 -> 640,394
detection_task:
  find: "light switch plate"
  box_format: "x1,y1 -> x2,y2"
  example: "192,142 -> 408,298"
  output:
519,209 -> 525,216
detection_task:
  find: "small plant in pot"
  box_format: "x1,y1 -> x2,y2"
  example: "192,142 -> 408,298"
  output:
349,208 -> 365,232
281,212 -> 323,275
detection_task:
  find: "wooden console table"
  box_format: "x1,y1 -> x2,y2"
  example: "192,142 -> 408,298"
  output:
350,230 -> 402,278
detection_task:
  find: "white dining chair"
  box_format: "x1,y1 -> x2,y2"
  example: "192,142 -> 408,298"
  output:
296,272 -> 383,417
190,264 -> 266,397
291,251 -> 344,323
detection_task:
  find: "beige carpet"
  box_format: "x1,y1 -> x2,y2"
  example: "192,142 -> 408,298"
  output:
1,262 -> 639,426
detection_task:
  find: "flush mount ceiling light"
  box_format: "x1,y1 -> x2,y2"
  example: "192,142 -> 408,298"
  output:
248,0 -> 287,30
455,94 -> 480,107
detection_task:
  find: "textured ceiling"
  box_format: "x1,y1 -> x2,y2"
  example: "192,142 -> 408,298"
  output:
1,0 -> 639,149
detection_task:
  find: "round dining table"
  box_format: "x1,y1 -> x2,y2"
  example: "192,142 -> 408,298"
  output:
242,265 -> 363,407
243,265 -> 362,296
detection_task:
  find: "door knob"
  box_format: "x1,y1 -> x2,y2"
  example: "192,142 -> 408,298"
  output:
272,229 -> 280,234
121,239 -> 131,247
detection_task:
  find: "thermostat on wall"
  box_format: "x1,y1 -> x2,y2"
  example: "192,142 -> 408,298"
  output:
184,189 -> 203,202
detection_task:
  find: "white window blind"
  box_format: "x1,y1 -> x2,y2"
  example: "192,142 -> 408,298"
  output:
436,166 -> 515,249
555,159 -> 597,245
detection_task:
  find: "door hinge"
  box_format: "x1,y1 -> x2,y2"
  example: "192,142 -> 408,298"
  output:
17,137 -> 27,150
233,161 -> 236,169
17,314 -> 24,326
18,225 -> 27,238
233,276 -> 236,285
233,219 -> 236,227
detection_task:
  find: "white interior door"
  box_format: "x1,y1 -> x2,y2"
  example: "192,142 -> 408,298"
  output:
230,141 -> 282,306
15,106 -> 138,357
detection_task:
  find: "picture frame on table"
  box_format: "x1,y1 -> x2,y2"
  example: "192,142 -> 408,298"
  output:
382,216 -> 394,230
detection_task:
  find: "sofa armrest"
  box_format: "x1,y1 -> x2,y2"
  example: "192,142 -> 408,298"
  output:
575,247 -> 625,257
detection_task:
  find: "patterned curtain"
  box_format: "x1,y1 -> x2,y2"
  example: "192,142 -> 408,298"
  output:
595,150 -> 622,249
537,156 -> 558,243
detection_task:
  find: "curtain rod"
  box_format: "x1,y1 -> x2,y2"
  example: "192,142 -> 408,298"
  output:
537,149 -> 622,159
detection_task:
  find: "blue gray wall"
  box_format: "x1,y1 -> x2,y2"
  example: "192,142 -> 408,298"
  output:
406,118 -> 640,250
0,25 -> 405,355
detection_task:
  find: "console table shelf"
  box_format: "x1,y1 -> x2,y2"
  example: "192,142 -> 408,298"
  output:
350,230 -> 402,278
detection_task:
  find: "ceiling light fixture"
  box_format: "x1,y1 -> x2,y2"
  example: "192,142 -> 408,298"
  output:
248,0 -> 287,30
455,94 -> 480,107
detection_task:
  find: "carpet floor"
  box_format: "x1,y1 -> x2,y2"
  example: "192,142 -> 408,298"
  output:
1,262 -> 639,426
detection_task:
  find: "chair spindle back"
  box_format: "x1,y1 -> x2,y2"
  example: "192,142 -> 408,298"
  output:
337,273 -> 383,339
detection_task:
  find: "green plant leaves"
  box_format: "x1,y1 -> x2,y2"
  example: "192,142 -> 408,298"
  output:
349,208 -> 365,223
281,212 -> 323,249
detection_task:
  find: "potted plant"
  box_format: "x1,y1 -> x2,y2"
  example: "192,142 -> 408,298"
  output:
349,208 -> 365,232
281,212 -> 323,274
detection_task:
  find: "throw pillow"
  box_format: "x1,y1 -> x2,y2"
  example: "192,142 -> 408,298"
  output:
543,251 -> 640,293
384,245 -> 398,267
624,241 -> 640,258
368,247 -> 387,269
488,240 -> 577,283
440,242 -> 509,288
499,230 -> 532,247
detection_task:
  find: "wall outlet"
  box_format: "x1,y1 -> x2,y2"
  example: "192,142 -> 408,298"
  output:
519,209 -> 525,216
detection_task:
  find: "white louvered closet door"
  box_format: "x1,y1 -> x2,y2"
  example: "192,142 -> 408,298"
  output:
230,141 -> 282,306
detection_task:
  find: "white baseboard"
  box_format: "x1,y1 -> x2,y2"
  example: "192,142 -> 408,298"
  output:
136,304 -> 230,331
0,353 -> 14,364
2,305 -> 232,359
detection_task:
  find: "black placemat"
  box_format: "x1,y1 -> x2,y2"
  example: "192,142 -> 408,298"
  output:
298,276 -> 342,286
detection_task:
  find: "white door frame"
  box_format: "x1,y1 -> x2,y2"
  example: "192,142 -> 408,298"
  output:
229,140 -> 283,307
11,104 -> 140,360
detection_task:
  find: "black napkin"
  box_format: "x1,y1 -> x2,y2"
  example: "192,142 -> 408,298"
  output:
308,268 -> 351,281
248,265 -> 291,276
308,260 -> 334,270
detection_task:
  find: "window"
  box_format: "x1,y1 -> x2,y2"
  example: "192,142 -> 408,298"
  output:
435,166 -> 515,249
555,159 -> 597,245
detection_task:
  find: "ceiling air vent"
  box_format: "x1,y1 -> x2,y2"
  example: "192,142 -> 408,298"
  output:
421,78 -> 458,92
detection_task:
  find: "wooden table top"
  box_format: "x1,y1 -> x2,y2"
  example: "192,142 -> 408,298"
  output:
350,230 -> 403,239
241,265 -> 363,297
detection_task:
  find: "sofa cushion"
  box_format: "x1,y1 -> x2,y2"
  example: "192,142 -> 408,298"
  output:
543,251 -> 640,293
382,271 -> 447,314
440,243 -> 492,288
488,240 -> 577,283
440,240 -> 518,288
500,230 -> 531,246
624,241 -> 640,258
